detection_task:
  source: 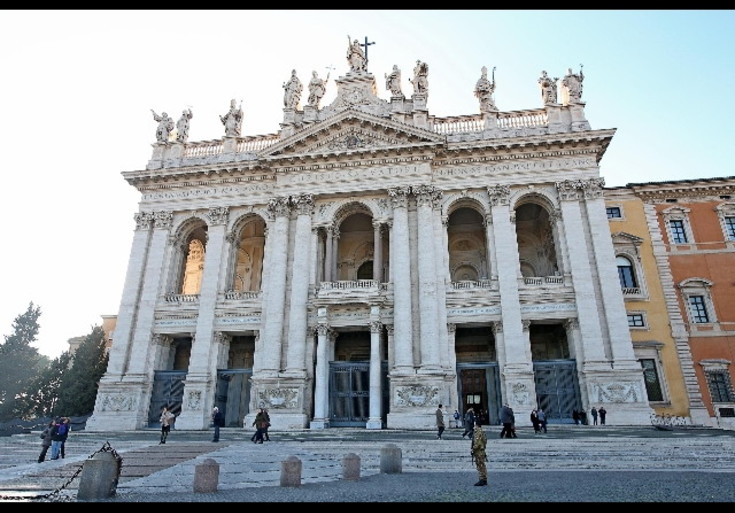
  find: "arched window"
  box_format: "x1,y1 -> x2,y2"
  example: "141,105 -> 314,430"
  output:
616,256 -> 637,289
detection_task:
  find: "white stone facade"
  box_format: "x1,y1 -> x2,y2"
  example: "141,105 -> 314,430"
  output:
86,53 -> 652,432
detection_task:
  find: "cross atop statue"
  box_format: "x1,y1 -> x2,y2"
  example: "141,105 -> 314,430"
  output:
361,36 -> 375,64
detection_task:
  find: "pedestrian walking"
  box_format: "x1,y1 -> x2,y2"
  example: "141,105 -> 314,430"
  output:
436,404 -> 446,439
461,408 -> 475,438
530,409 -> 541,434
50,417 -> 69,460
252,408 -> 268,444
159,406 -> 175,444
598,406 -> 607,425
59,417 -> 71,458
37,420 -> 54,463
499,403 -> 514,438
453,409 -> 461,428
590,406 -> 598,425
211,406 -> 224,442
470,419 -> 488,486
537,408 -> 548,433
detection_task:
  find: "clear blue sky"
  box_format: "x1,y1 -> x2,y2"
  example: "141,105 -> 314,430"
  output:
0,10 -> 733,358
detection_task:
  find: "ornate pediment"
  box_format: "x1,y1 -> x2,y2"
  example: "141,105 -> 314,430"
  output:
259,109 -> 444,160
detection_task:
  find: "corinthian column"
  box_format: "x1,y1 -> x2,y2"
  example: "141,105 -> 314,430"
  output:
388,187 -> 414,373
103,211 -> 154,378
258,197 -> 291,375
188,206 -> 229,377
414,184 -> 442,372
286,194 -> 314,375
126,211 -> 174,378
367,319 -> 384,429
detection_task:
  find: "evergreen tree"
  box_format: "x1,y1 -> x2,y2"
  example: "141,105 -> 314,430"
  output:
16,351 -> 71,418
0,303 -> 44,420
55,325 -> 109,416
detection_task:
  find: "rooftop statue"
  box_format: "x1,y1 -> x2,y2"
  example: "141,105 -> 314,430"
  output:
385,65 -> 404,99
176,108 -> 193,143
220,99 -> 243,137
346,35 -> 367,73
151,110 -> 174,144
410,60 -> 429,98
283,69 -> 304,110
474,66 -> 497,113
562,65 -> 584,104
307,70 -> 328,109
538,70 -> 558,105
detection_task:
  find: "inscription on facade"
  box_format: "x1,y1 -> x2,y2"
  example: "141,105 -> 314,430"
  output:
437,156 -> 595,177
142,183 -> 273,201
282,165 -> 424,185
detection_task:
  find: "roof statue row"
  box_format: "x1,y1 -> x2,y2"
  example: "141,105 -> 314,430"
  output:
150,36 -> 586,144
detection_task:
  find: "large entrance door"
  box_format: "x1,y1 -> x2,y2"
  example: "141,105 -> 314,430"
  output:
533,359 -> 582,424
148,370 -> 186,427
457,363 -> 502,425
329,361 -> 369,427
215,369 -> 252,427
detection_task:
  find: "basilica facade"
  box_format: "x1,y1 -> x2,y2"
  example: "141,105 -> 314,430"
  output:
86,46 -> 654,432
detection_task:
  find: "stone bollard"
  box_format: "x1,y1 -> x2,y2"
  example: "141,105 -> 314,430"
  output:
342,452 -> 361,481
380,443 -> 402,474
193,458 -> 220,493
281,455 -> 302,487
77,451 -> 120,501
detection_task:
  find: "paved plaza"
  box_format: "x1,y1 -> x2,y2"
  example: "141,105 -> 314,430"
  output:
1,425 -> 734,502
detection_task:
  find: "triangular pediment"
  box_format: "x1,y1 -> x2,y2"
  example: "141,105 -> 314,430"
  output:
259,109 -> 445,159
611,231 -> 644,245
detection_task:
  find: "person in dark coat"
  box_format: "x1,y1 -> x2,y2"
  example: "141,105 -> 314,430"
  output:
461,408 -> 476,438
37,420 -> 54,463
499,403 -> 515,438
211,407 -> 224,442
530,409 -> 541,434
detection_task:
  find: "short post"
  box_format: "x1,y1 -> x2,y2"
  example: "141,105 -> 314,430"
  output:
77,451 -> 120,501
281,455 -> 302,487
342,452 -> 360,481
380,443 -> 402,474
193,458 -> 220,493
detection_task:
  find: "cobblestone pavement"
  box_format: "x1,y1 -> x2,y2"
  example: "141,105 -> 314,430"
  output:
1,425 -> 733,502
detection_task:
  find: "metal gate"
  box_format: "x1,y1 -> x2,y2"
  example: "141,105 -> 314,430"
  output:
215,369 -> 251,428
148,370 -> 186,427
457,363 -> 502,425
533,360 -> 582,424
328,361 -> 388,427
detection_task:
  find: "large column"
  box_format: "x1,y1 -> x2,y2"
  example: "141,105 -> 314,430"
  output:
555,180 -> 607,367
103,211 -> 154,378
331,227 -> 340,281
189,206 -> 229,375
582,178 -> 641,370
125,211 -> 174,378
487,186 -> 527,366
310,321 -> 333,429
176,207 -> 229,430
373,221 -> 383,282
388,187 -> 414,373
286,194 -> 314,375
259,197 -> 291,375
324,226 -> 333,282
367,317 -> 384,429
487,185 -> 534,411
415,185 -> 442,371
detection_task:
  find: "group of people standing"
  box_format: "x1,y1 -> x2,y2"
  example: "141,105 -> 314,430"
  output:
38,417 -> 71,463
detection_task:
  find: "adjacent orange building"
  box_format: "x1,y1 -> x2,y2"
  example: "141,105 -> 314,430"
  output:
625,177 -> 735,429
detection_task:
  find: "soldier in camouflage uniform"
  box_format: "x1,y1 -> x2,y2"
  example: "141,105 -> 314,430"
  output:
471,419 -> 488,486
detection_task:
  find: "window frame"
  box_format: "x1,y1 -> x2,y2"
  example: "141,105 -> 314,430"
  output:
679,278 -> 717,326
634,342 -> 669,405
661,206 -> 694,246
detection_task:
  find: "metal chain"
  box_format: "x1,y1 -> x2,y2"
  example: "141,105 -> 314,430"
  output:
0,441 -> 123,503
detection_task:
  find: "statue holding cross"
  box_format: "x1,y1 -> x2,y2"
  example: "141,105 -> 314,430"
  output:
346,35 -> 370,73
